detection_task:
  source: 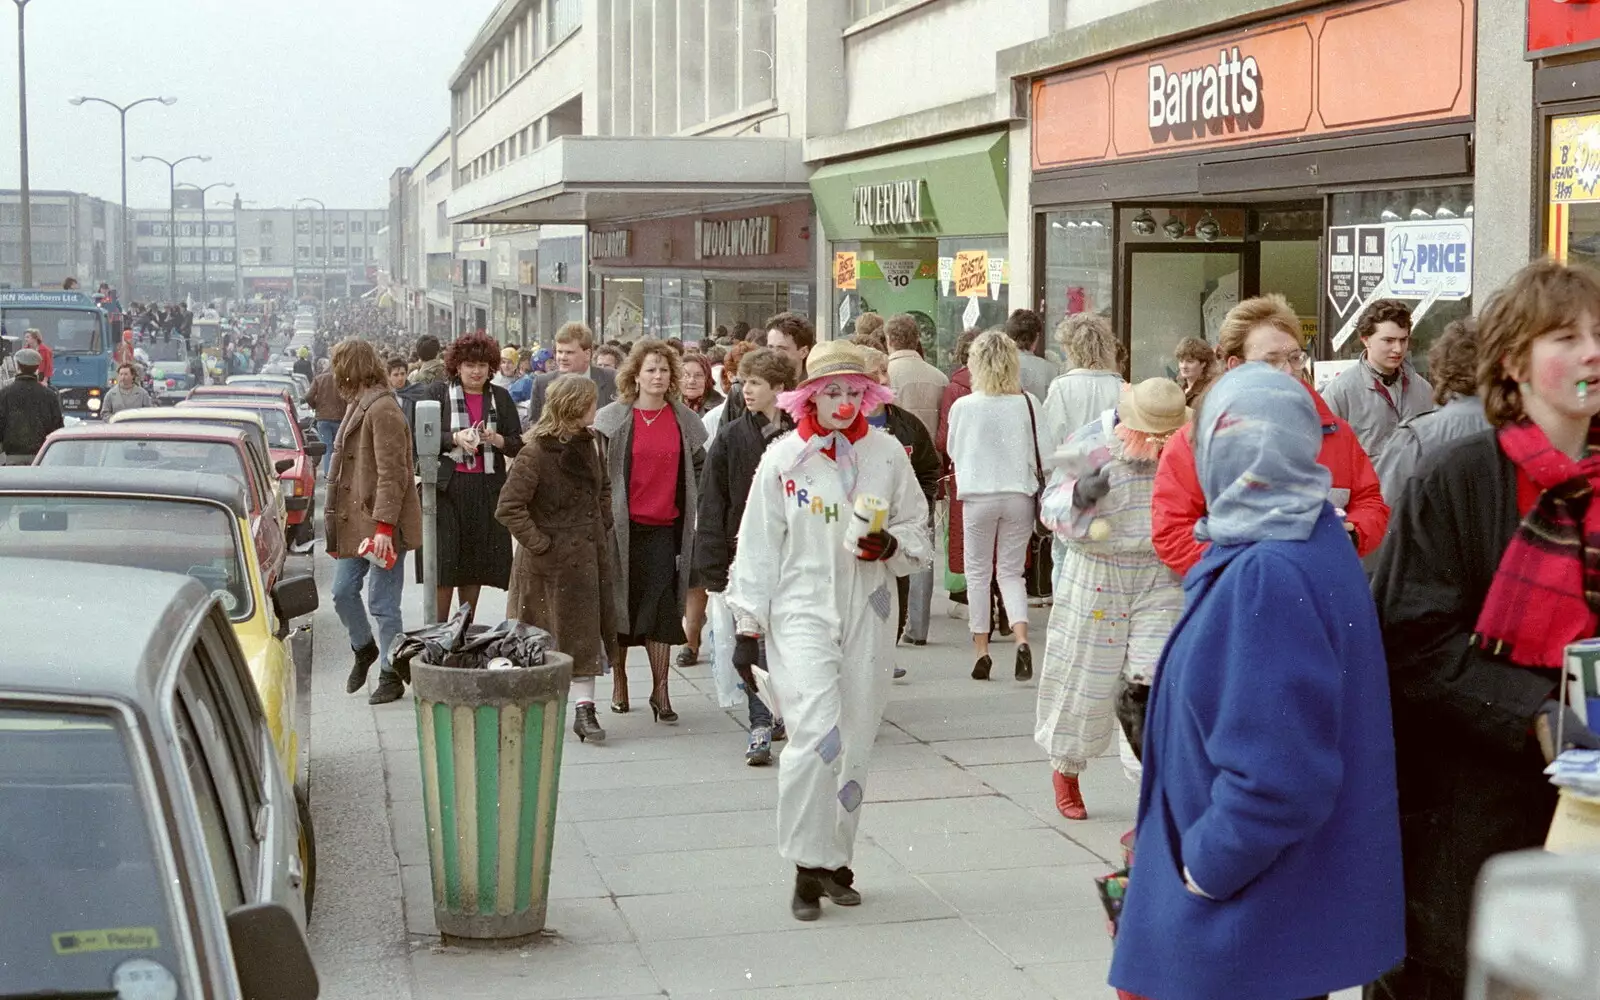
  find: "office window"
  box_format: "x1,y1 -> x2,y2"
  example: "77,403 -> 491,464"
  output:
151,249 -> 164,264
314,245 -> 326,258
351,246 -> 364,262
223,249 -> 234,263
333,220 -> 346,235
333,246 -> 346,259
296,218 -> 309,235
0,242 -> 20,264
136,221 -> 155,236
0,204 -> 18,225
135,247 -> 153,264
208,249 -> 221,263
314,224 -> 324,237
437,201 -> 448,235
259,247 -> 273,264
207,223 -> 221,237
351,220 -> 364,234
527,6 -> 538,61
223,223 -> 235,237
180,223 -> 195,238
180,249 -> 194,264
259,219 -> 273,235
549,0 -> 579,42
31,204 -> 69,226
296,246 -> 309,260
850,0 -> 895,18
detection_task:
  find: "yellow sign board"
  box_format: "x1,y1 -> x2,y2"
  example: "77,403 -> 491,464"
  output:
954,250 -> 989,298
1550,113 -> 1600,205
1299,316 -> 1319,345
53,926 -> 160,955
833,252 -> 857,290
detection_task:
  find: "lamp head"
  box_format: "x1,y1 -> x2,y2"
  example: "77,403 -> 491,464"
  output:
131,155 -> 146,162
220,182 -> 235,189
198,155 -> 212,163
68,97 -> 85,106
159,97 -> 178,106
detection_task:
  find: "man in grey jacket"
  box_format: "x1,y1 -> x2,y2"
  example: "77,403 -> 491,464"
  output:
1374,317 -> 1489,504
1322,298 -> 1434,465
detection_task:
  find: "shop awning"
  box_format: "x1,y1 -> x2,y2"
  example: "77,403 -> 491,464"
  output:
447,136 -> 810,226
808,131 -> 1009,241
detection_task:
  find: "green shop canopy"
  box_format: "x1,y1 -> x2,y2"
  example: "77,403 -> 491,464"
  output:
809,132 -> 1009,242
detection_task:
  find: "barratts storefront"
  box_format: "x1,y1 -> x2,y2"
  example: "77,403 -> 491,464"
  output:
1027,0 -> 1477,384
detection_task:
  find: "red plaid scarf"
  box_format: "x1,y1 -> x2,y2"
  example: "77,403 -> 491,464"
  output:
1473,419 -> 1600,668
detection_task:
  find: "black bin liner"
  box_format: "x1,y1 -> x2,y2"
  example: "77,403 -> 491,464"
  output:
388,603 -> 554,682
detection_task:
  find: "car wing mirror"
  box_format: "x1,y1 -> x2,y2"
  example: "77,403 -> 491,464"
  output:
303,440 -> 326,460
225,901 -> 320,1000
271,572 -> 319,620
275,458 -> 295,474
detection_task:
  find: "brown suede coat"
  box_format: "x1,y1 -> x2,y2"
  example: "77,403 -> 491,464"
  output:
495,429 -> 619,677
325,387 -> 423,557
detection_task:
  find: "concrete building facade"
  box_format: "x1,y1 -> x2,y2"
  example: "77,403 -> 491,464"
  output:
0,189 -> 123,291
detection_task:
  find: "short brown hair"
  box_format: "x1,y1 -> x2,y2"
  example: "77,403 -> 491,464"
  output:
386,356 -> 409,374
1478,258 -> 1600,426
1426,318 -> 1478,406
849,328 -> 887,353
737,346 -> 798,391
884,314 -> 921,353
444,332 -> 500,378
720,341 -> 755,392
764,311 -> 815,352
855,312 -> 885,343
1005,309 -> 1046,352
554,321 -> 595,351
1055,313 -> 1119,371
1355,299 -> 1412,344
331,338 -> 386,399
1216,294 -> 1301,363
616,338 -> 682,403
116,362 -> 138,378
1174,337 -> 1215,365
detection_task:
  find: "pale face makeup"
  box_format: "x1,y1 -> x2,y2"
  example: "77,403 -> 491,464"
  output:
815,378 -> 867,430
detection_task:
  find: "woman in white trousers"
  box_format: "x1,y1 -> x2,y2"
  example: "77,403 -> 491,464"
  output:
944,330 -> 1046,683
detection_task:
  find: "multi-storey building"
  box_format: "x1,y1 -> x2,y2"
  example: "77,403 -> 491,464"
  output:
0,189 -> 122,292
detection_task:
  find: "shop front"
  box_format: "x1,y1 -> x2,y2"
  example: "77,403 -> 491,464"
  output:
809,132 -> 1010,370
587,199 -> 814,344
1029,0 -> 1476,383
1532,1 -> 1600,265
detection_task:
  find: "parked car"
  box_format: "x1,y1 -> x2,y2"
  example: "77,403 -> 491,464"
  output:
108,407 -> 278,495
0,555 -> 320,1000
191,383 -> 313,430
32,422 -> 292,589
180,397 -> 325,547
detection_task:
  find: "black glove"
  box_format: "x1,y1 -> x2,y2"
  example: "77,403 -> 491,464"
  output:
1073,466 -> 1112,507
733,635 -> 761,693
854,529 -> 899,562
1536,698 -> 1600,762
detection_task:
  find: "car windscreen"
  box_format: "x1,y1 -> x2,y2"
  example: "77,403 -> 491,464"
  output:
230,378 -> 303,401
0,706 -> 188,998
0,308 -> 102,354
192,406 -> 295,450
0,495 -> 252,620
38,440 -> 253,507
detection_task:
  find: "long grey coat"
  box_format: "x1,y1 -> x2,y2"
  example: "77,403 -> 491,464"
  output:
593,399 -> 707,629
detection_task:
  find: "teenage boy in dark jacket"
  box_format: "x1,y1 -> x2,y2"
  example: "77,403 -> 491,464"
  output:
694,347 -> 797,765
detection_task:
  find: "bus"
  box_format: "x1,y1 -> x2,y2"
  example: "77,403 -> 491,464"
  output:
0,290 -> 112,416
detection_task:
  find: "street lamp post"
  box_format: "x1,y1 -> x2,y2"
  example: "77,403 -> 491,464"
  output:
297,197 -> 327,304
14,0 -> 33,287
68,95 -> 176,302
133,153 -> 209,302
177,181 -> 233,305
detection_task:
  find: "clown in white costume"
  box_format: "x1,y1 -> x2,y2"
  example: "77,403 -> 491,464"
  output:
726,340 -> 931,921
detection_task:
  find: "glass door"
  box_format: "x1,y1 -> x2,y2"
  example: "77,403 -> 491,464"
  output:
1121,243 -> 1258,381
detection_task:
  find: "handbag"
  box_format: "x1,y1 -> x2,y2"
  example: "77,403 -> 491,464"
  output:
1023,396 -> 1052,540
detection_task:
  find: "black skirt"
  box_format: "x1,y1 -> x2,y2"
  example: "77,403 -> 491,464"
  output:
621,521 -> 687,646
436,470 -> 512,589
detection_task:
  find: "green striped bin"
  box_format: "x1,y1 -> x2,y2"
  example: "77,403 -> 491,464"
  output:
411,652 -> 572,942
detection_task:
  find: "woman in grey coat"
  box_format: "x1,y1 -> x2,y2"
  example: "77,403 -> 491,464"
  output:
594,339 -> 707,723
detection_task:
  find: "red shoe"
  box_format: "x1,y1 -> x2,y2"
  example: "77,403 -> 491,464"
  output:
1053,771 -> 1088,820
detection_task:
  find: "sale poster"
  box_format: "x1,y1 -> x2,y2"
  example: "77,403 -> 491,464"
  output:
954,250 -> 989,297
834,252 -> 857,290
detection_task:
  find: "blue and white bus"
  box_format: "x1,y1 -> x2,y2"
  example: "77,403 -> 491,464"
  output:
0,290 -> 112,415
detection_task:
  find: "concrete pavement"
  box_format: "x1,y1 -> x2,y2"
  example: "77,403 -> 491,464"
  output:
301,546 -> 1356,1000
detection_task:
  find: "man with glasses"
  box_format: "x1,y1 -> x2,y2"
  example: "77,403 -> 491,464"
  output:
1150,294 -> 1389,576
1322,299 -> 1434,465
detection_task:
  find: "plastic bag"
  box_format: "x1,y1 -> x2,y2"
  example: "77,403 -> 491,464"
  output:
387,603 -> 555,679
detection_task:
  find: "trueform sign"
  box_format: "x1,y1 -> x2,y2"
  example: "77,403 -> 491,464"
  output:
852,179 -> 926,228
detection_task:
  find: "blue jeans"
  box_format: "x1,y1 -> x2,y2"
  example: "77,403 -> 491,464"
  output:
745,638 -> 774,729
316,419 -> 342,479
332,552 -> 406,680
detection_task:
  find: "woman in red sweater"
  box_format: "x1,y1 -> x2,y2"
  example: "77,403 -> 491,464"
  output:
593,340 -> 707,722
1151,295 -> 1388,576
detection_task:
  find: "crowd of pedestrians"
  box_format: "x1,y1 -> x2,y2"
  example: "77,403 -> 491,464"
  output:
306,255 -> 1600,998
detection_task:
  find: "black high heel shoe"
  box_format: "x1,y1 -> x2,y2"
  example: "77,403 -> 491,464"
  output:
971,654 -> 992,681
1015,644 -> 1033,682
649,693 -> 679,724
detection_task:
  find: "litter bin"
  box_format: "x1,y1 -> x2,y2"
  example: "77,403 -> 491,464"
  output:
412,652 -> 572,942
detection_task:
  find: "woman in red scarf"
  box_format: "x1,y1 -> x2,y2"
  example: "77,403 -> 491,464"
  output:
1371,258 -> 1600,999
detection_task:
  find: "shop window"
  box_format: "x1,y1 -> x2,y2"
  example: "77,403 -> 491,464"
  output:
708,0 -> 738,120
1041,207 -> 1113,366
831,237 -> 1002,372
1323,184 -> 1473,373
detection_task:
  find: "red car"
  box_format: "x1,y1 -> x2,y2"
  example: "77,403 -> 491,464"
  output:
180,394 -> 325,549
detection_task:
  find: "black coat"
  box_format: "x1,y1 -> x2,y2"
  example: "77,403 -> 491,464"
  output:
0,374 -> 64,459
692,410 -> 792,592
1369,430 -> 1561,980
881,403 -> 940,505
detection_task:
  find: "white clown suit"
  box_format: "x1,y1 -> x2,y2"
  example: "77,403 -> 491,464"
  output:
727,423 -> 931,871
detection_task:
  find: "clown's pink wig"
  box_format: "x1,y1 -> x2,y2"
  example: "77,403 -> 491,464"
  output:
777,373 -> 895,422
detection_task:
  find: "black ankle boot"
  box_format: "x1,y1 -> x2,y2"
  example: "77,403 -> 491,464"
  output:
367,673 -> 405,705
346,640 -> 379,694
792,867 -> 824,921
573,703 -> 606,743
820,866 -> 861,906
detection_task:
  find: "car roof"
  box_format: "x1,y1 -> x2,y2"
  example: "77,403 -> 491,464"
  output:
191,385 -> 292,399
0,467 -> 250,519
42,422 -> 249,445
182,397 -> 295,418
113,407 -> 267,430
0,558 -> 212,700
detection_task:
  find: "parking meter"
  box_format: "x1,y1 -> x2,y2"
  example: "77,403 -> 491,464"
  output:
414,399 -> 442,625
1467,849 -> 1600,1000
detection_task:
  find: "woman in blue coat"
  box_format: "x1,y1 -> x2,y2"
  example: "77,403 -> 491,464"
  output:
1109,364 -> 1404,1000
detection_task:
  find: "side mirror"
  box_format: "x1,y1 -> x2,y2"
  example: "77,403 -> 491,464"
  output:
272,573 -> 319,620
275,458 -> 295,474
285,496 -> 310,512
303,440 -> 326,460
225,902 -> 320,1000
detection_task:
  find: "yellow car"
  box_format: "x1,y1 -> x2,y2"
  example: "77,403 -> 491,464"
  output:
0,466 -> 320,909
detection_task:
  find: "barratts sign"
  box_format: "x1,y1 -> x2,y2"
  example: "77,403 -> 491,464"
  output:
1148,47 -> 1263,141
853,179 -> 926,228
695,216 -> 775,259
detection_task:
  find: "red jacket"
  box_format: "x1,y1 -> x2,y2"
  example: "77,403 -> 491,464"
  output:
35,342 -> 53,381
1151,386 -> 1389,575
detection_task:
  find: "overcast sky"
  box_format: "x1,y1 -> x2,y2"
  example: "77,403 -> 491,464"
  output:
0,0 -> 498,211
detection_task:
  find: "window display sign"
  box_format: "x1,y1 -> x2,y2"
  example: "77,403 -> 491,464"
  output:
1329,218 -> 1474,349
1550,113 -> 1600,204
834,252 -> 858,290
1529,0 -> 1600,58
1032,0 -> 1473,170
954,250 -> 989,297
876,259 -> 921,288
1326,225 -> 1387,318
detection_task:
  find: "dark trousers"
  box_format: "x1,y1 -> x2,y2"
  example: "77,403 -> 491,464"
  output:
1364,960 -> 1463,1000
